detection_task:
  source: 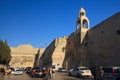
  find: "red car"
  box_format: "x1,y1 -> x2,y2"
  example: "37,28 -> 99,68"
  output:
30,67 -> 46,77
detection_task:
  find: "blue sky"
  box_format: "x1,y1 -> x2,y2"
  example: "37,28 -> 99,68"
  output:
0,0 -> 120,48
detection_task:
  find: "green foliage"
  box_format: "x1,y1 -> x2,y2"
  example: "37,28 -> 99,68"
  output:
0,39 -> 11,65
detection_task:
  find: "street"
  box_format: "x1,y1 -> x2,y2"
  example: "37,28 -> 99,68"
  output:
0,72 -> 93,80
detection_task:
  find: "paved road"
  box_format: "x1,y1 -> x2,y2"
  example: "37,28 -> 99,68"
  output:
0,72 -> 93,80
0,72 -> 42,80
53,72 -> 93,80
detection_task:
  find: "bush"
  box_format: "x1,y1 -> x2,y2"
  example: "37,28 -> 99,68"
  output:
0,40 -> 11,65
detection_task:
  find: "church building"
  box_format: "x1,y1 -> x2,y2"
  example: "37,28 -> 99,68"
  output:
63,8 -> 120,69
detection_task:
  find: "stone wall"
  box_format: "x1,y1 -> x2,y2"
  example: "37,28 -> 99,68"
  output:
34,48 -> 45,67
88,12 -> 120,67
9,44 -> 44,68
39,36 -> 68,70
63,33 -> 75,69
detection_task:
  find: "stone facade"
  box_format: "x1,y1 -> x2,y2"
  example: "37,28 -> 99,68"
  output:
34,48 -> 45,67
88,12 -> 120,67
63,8 -> 120,69
9,44 -> 44,68
39,37 -> 68,70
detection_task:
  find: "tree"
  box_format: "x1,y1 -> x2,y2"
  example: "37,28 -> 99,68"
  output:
0,39 -> 11,66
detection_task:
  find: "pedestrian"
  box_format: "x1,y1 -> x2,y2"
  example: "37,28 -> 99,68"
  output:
45,67 -> 51,80
44,67 -> 55,80
50,67 -> 55,80
96,67 -> 101,80
92,67 -> 97,80
100,67 -> 104,80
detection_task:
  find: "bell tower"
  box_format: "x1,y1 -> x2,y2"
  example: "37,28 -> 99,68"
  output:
76,7 -> 90,43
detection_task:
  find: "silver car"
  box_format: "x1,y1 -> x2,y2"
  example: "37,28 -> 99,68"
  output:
11,69 -> 23,75
68,67 -> 93,77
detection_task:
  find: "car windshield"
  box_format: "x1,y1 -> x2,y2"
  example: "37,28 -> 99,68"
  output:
16,70 -> 23,71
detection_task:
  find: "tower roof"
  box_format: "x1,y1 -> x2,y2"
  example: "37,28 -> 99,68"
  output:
79,7 -> 86,17
80,7 -> 86,13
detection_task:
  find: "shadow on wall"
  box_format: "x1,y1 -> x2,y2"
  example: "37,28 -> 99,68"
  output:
33,50 -> 40,67
38,40 -> 56,67
62,32 -> 89,69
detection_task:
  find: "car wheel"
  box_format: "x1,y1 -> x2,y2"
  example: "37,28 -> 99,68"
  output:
68,73 -> 71,76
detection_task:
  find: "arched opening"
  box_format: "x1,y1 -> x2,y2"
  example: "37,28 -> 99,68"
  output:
83,20 -> 89,28
78,23 -> 81,29
76,21 -> 81,30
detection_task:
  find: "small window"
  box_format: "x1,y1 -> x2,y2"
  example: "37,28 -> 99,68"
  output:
117,30 -> 120,35
62,47 -> 65,52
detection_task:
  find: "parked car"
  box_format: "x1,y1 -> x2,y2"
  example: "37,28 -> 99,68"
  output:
25,67 -> 32,74
57,68 -> 67,72
11,68 -> 23,75
4,69 -> 11,75
8,67 -> 15,73
68,69 -> 73,75
30,67 -> 45,77
0,68 -> 5,73
68,66 -> 93,77
102,66 -> 120,79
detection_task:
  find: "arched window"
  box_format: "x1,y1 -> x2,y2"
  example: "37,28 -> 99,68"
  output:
83,20 -> 88,28
78,23 -> 81,29
76,20 -> 81,30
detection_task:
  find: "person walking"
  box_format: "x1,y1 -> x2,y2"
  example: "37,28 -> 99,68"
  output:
45,67 -> 51,80
45,67 -> 55,80
50,67 -> 55,80
99,67 -> 104,80
92,67 -> 97,80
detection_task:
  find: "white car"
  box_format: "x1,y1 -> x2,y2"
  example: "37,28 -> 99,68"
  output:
11,69 -> 23,75
68,67 -> 93,77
